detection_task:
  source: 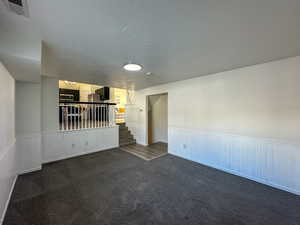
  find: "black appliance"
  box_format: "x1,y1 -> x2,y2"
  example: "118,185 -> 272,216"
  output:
96,87 -> 110,101
59,89 -> 80,102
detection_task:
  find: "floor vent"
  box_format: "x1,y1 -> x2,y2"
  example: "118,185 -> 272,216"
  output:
1,0 -> 29,17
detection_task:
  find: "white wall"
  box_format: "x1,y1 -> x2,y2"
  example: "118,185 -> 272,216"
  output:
126,56 -> 300,195
148,94 -> 168,143
41,76 -> 119,163
0,62 -> 17,224
43,128 -> 119,163
16,81 -> 42,174
42,76 -> 59,132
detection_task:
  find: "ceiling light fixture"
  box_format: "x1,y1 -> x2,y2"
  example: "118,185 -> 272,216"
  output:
123,63 -> 143,72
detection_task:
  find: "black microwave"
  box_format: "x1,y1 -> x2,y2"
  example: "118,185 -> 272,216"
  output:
59,89 -> 80,102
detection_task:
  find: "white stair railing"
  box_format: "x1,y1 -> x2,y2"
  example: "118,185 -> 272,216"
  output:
59,102 -> 116,131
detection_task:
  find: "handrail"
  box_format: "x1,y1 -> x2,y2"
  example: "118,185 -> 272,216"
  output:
59,101 -> 116,105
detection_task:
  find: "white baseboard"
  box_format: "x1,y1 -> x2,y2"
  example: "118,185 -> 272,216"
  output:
0,175 -> 17,225
19,166 -> 42,175
43,146 -> 118,164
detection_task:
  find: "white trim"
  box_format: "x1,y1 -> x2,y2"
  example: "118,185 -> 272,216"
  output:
145,93 -> 169,146
56,125 -> 119,133
0,175 -> 17,225
43,147 -> 118,164
19,166 -> 42,175
170,152 -> 300,196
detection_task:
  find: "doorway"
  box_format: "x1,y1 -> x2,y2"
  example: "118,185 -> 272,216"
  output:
147,93 -> 168,148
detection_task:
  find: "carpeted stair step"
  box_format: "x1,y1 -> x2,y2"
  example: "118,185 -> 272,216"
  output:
118,122 -> 136,147
119,136 -> 135,143
119,129 -> 132,135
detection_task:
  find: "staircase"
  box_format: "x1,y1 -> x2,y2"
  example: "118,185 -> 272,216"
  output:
118,123 -> 136,146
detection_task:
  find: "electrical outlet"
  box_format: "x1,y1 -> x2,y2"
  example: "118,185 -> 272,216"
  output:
72,143 -> 76,148
85,141 -> 88,146
183,144 -> 187,149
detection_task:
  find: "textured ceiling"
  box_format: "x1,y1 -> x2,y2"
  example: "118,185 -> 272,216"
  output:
1,0 -> 300,88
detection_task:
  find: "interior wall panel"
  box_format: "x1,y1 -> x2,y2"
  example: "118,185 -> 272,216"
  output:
126,56 -> 300,195
42,127 -> 119,163
169,128 -> 300,195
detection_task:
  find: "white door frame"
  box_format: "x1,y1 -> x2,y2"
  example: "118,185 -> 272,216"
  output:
145,92 -> 168,147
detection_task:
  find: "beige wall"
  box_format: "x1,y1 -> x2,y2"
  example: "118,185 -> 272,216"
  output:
112,88 -> 127,108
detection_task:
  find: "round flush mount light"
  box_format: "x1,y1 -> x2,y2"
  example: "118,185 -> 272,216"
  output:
123,63 -> 143,72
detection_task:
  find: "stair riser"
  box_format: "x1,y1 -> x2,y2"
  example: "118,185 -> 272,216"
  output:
120,139 -> 135,143
119,136 -> 135,141
120,134 -> 132,138
119,130 -> 129,135
119,133 -> 133,138
118,123 -> 136,146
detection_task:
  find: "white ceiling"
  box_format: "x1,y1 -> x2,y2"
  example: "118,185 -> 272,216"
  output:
1,0 -> 300,89
0,53 -> 41,82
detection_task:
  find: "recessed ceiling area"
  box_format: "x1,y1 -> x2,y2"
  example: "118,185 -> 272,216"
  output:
1,0 -> 300,89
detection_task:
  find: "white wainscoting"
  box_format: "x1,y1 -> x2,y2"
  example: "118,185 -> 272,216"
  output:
0,141 -> 18,225
16,133 -> 42,174
169,127 -> 300,195
42,126 -> 119,163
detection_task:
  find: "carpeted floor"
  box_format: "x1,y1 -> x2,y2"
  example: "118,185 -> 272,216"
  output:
4,147 -> 300,225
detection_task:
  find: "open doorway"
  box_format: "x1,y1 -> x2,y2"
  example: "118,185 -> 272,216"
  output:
120,93 -> 168,161
147,93 -> 168,152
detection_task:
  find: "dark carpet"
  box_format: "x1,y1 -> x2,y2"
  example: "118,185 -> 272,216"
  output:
4,147 -> 300,225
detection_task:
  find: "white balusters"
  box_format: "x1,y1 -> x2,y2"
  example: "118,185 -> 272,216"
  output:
59,103 -> 116,131
93,105 -> 96,128
89,105 -> 91,128
61,106 -> 64,130
98,105 -> 100,127
66,106 -> 69,130
85,105 -> 87,129
100,105 -> 103,127
106,104 -> 109,127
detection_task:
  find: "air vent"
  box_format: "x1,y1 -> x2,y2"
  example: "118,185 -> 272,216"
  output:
8,0 -> 23,6
1,0 -> 29,17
